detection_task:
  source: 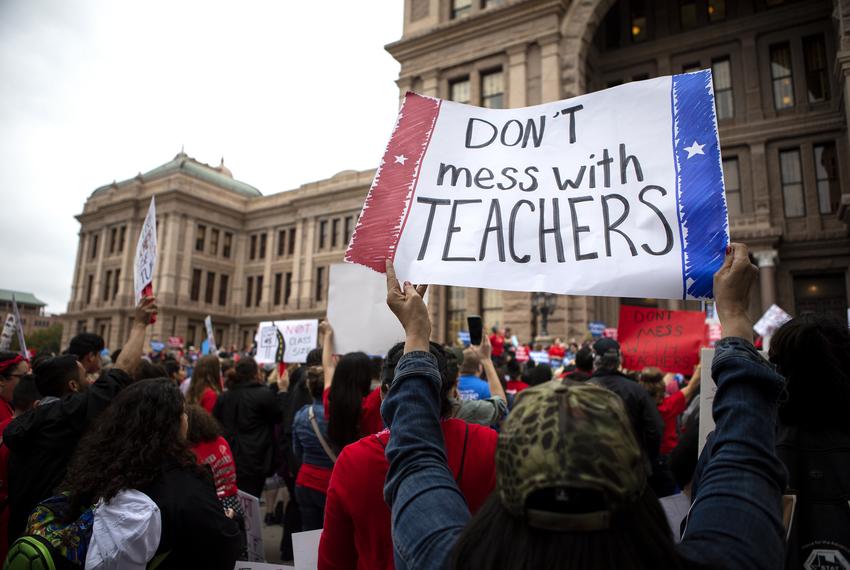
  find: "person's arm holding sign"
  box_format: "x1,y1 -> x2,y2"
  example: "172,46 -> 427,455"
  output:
114,296 -> 157,376
320,321 -> 336,390
679,244 -> 786,570
475,334 -> 506,404
382,260 -> 468,570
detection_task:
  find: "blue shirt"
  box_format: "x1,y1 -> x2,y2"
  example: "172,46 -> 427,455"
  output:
457,374 -> 490,401
292,401 -> 334,470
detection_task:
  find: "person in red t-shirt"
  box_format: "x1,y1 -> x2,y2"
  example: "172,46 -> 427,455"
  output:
319,341 -> 497,570
186,355 -> 223,414
504,360 -> 529,396
320,323 -> 384,440
488,328 -> 505,364
547,338 -> 567,368
639,365 -> 701,497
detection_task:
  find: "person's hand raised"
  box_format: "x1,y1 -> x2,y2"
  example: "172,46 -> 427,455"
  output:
133,296 -> 157,326
713,243 -> 758,342
475,330 -> 492,361
385,260 -> 430,354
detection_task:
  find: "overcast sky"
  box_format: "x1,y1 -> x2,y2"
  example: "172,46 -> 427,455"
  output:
0,1 -> 403,314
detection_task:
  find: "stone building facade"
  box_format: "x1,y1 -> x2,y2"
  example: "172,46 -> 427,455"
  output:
64,0 -> 850,348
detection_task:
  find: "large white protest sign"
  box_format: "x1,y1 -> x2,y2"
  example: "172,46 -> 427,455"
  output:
134,197 -> 157,304
327,262 -> 427,356
0,315 -> 15,352
347,71 -> 729,300
254,320 -> 318,364
236,490 -> 264,562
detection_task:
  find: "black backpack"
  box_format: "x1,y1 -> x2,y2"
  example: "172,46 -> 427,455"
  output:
777,426 -> 850,569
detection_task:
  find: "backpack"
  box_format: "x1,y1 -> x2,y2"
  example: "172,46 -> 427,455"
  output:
4,493 -> 169,570
4,493 -> 94,570
777,427 -> 850,569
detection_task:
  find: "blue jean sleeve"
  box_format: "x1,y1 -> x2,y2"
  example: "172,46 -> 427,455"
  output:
678,338 -> 787,570
382,351 -> 470,570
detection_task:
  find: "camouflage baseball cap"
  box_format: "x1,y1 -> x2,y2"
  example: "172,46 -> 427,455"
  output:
496,381 -> 646,531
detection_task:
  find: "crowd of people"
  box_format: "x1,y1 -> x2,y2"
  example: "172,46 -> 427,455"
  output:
0,242 -> 846,569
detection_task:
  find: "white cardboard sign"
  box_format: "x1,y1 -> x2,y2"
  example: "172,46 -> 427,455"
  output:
0,314 -> 15,352
347,71 -> 729,301
753,304 -> 791,338
133,197 -> 157,302
204,315 -> 218,354
254,320 -> 318,364
292,529 -> 322,570
327,262 -> 415,356
236,490 -> 264,562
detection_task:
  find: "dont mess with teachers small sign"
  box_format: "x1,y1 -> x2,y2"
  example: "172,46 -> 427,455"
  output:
346,70 -> 729,300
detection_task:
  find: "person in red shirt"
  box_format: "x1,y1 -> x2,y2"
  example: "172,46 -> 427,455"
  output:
504,360 -> 529,396
488,328 -> 505,365
186,355 -> 222,414
320,323 -> 384,440
547,338 -> 567,367
319,341 -> 497,570
639,365 -> 701,496
0,354 -> 28,423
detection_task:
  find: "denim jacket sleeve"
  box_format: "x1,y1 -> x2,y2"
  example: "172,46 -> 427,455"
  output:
678,337 -> 787,570
381,351 -> 470,570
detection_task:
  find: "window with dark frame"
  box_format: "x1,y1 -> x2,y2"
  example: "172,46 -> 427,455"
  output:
344,216 -> 354,245
446,287 -> 467,344
255,275 -> 263,307
803,34 -> 829,103
113,269 -> 120,300
315,267 -> 325,302
680,0 -> 697,30
196,225 -> 206,252
119,226 -> 126,253
109,228 -> 117,254
707,0 -> 725,21
259,233 -> 267,259
249,235 -> 257,260
278,230 -> 286,257
205,272 -> 216,304
288,228 -> 296,255
210,229 -> 219,255
219,274 -> 229,306
103,271 -> 112,301
779,149 -> 805,218
216,328 -> 224,347
246,277 -> 254,307
274,273 -> 282,305
770,43 -> 795,110
91,234 -> 99,259
86,274 -> 94,305
284,272 -> 292,305
331,219 -> 340,249
319,220 -> 328,250
712,58 -> 734,119
223,232 -> 232,258
481,70 -> 505,109
190,269 -> 202,301
451,0 -> 472,19
630,0 -> 648,43
814,143 -> 839,214
449,78 -> 471,104
722,158 -> 742,216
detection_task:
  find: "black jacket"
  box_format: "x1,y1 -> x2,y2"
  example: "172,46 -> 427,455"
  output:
590,370 -> 664,464
213,383 -> 285,482
142,464 -> 241,570
4,368 -> 132,542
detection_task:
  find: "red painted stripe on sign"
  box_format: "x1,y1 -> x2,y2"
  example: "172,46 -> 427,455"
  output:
345,92 -> 442,273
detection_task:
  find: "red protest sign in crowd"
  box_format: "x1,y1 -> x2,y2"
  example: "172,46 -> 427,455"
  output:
617,305 -> 706,375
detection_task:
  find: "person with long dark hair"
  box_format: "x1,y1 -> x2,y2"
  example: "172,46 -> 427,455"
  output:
768,313 -> 850,567
186,355 -> 222,413
320,323 -> 383,441
59,379 -> 240,569
213,357 -> 285,497
292,366 -> 333,530
380,246 -> 787,570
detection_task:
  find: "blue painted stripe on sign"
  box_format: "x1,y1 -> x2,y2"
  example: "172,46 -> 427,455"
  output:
671,70 -> 730,300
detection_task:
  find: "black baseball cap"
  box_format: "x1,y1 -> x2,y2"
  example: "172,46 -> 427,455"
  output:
592,338 -> 620,357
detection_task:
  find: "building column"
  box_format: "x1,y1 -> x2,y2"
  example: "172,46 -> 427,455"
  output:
69,232 -> 85,311
92,227 -> 108,307
539,34 -> 561,103
750,142 -> 772,218
262,228 -> 274,311
161,213 -> 182,306
396,76 -> 414,103
754,249 -> 778,312
119,220 -> 138,305
299,218 -> 316,310
421,71 -> 440,98
507,44 -> 527,108
291,218 -> 305,308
